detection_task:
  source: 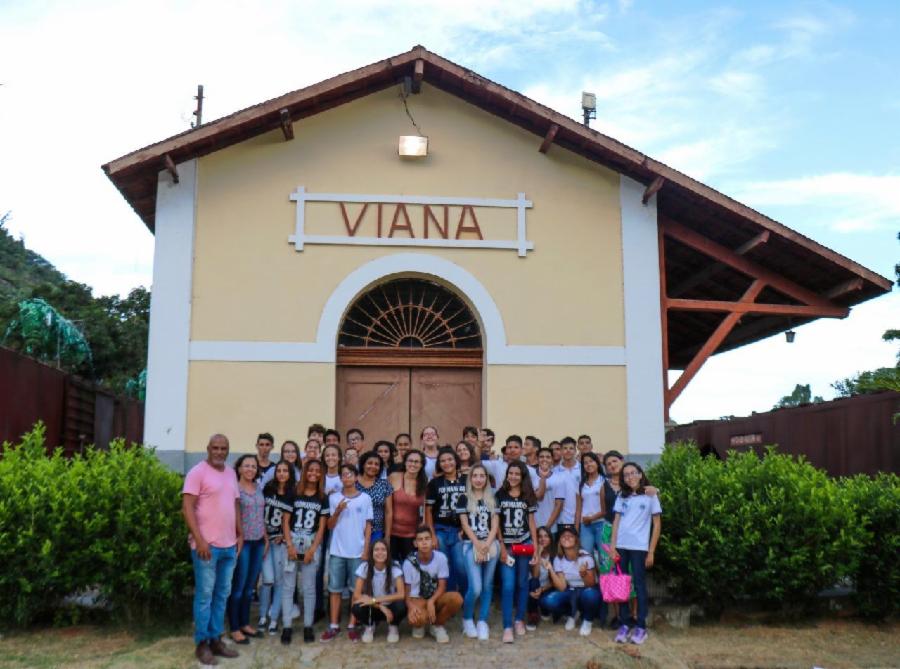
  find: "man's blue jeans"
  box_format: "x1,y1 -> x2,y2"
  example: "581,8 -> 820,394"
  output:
227,538 -> 264,632
434,524 -> 467,593
192,545 -> 237,645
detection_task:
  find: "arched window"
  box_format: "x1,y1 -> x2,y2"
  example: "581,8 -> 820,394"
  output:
338,278 -> 482,349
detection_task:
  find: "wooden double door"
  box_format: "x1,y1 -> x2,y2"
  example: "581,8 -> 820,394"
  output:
335,366 -> 482,446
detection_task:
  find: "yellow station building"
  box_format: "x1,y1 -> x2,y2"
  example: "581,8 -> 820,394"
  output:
103,47 -> 890,471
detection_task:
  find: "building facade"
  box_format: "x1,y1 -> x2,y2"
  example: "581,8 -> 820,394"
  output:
104,47 -> 890,471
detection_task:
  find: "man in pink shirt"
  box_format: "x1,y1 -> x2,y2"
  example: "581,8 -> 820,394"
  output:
182,434 -> 243,665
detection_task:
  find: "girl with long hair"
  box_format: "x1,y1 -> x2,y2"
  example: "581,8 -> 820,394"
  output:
455,440 -> 476,476
259,461 -> 295,634
350,538 -> 406,644
610,462 -> 662,646
575,452 -> 607,568
526,525 -> 554,630
259,440 -> 302,487
540,526 -> 601,636
228,455 -> 267,644
457,463 -> 498,641
496,460 -> 539,643
281,458 -> 328,644
388,450 -> 427,562
375,440 -> 399,476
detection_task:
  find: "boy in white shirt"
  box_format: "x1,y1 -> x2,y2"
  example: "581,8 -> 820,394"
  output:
321,464 -> 373,643
403,526 -> 463,643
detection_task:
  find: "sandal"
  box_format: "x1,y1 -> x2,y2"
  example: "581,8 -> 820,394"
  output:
230,631 -> 250,645
242,626 -> 263,638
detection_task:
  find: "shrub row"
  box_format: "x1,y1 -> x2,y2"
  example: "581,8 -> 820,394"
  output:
0,424 -> 191,626
648,443 -> 900,619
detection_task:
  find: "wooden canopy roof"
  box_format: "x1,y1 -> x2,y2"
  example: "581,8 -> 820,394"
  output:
102,45 -> 892,371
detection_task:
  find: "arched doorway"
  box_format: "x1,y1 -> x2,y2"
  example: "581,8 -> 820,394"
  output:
335,277 -> 483,445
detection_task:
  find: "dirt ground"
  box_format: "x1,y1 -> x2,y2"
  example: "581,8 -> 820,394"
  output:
1,616 -> 897,669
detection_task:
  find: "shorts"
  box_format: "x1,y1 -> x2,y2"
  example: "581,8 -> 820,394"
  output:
327,555 -> 361,594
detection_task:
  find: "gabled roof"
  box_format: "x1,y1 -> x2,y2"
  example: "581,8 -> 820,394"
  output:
102,45 -> 892,366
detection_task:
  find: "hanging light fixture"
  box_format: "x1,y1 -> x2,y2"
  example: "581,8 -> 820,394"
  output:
398,135 -> 428,157
785,318 -> 796,343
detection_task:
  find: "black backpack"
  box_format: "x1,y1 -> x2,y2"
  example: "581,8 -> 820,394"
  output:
407,553 -> 438,599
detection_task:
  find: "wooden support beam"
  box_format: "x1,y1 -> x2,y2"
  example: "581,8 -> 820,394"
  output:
667,280 -> 764,407
279,109 -> 294,141
539,123 -> 559,153
824,277 -> 864,300
666,298 -> 848,318
642,176 -> 665,204
163,154 -> 179,183
662,217 -> 835,308
412,58 -> 424,93
669,230 -> 769,297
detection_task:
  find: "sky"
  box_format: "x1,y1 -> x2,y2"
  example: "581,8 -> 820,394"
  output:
0,0 -> 897,423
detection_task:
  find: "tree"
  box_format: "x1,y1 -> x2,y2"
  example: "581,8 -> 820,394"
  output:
774,383 -> 824,409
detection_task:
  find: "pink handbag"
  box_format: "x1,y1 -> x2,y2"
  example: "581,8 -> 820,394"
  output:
599,557 -> 632,603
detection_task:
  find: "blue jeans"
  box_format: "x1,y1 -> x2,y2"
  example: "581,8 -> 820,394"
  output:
461,541 -> 498,622
435,524 -> 467,593
191,545 -> 237,645
259,542 -> 287,622
579,521 -> 606,562
540,587 -> 602,622
227,538 -> 265,631
617,548 -> 648,628
499,542 -> 531,628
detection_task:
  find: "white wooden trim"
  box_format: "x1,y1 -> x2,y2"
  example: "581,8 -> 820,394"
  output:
145,159 -> 197,452
290,235 -> 534,252
289,188 -> 534,257
620,176 -> 665,454
189,253 -> 625,367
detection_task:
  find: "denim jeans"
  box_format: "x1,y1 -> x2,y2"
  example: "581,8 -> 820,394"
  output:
259,542 -> 287,623
579,521 -> 606,563
434,524 -> 467,593
461,540 -> 498,622
539,587 -> 602,622
191,545 -> 237,644
227,538 -> 265,631
499,542 -> 531,629
281,546 -> 321,628
617,548 -> 648,628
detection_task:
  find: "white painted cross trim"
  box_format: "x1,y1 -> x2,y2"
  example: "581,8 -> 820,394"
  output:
288,188 -> 535,257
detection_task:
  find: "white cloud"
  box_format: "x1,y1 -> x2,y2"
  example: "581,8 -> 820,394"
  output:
736,173 -> 900,233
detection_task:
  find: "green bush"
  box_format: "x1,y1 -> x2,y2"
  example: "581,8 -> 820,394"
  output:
647,443 -> 867,613
0,423 -> 192,626
841,473 -> 900,619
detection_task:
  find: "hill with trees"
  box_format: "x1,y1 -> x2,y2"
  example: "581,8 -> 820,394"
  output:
0,211 -> 149,396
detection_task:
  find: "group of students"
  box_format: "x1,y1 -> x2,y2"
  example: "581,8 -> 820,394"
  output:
227,424 -> 662,650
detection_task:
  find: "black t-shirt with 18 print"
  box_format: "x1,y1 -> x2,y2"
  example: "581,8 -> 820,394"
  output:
290,493 -> 329,539
426,474 -> 467,527
456,493 -> 492,541
263,491 -> 294,539
494,490 -> 536,545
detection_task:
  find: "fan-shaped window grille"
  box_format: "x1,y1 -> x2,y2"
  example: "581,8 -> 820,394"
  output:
339,279 -> 482,349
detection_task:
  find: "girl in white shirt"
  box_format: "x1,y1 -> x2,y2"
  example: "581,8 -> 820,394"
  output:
351,539 -> 406,644
540,526 -> 601,636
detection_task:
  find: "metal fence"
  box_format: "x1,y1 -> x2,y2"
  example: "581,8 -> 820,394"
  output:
667,391 -> 900,476
0,346 -> 143,455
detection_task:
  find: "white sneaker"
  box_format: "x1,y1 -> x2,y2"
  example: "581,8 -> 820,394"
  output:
579,620 -> 593,636
387,625 -> 400,643
432,625 -> 450,643
462,619 -> 477,638
412,626 -> 426,639
291,603 -> 300,620
476,621 -> 490,641
362,625 -> 374,643
564,616 -> 576,631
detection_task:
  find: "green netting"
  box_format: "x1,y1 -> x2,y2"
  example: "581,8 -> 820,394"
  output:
125,368 -> 146,401
2,298 -> 93,369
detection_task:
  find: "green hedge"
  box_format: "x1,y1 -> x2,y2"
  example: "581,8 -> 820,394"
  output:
0,424 -> 192,626
648,443 -> 899,618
